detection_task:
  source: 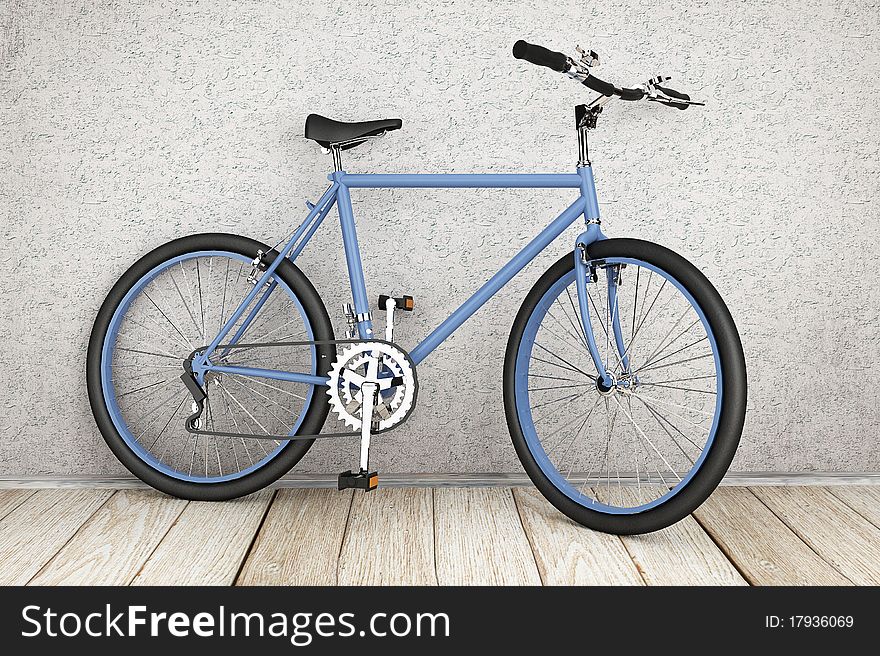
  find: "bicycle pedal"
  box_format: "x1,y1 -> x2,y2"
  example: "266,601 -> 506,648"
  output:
378,294 -> 414,312
338,470 -> 379,491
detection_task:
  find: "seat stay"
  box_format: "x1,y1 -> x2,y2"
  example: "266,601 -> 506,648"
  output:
193,182 -> 339,367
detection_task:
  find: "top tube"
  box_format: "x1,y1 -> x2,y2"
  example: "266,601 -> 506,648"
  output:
337,173 -> 583,189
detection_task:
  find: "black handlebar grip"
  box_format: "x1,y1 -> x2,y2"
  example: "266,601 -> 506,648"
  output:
656,84 -> 690,110
512,40 -> 569,73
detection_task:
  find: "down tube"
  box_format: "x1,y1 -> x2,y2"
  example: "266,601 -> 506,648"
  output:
409,198 -> 587,365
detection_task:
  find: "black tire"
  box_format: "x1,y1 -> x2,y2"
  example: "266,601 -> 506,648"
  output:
504,239 -> 747,534
87,233 -> 334,501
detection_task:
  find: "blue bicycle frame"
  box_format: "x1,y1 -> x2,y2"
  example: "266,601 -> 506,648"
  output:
191,166 -> 618,388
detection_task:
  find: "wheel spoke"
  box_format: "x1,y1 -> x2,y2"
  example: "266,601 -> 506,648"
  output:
530,388 -> 590,414
626,389 -> 715,418
552,396 -> 602,462
225,375 -> 295,434
196,258 -> 207,343
533,342 -> 597,381
641,401 -> 697,465
551,296 -> 587,348
236,375 -> 308,402
564,287 -> 589,348
131,387 -> 188,438
633,351 -> 714,375
543,310 -> 591,355
609,278 -> 671,373
527,372 -> 585,383
129,301 -> 194,353
117,376 -> 178,400
146,393 -> 188,451
631,266 -> 641,345
622,389 -> 712,431
169,266 -> 205,343
218,259 -> 232,334
638,381 -> 716,395
530,354 -> 595,379
635,395 -> 705,453
612,396 -> 681,483
116,346 -> 183,362
643,374 -> 716,385
528,382 -> 593,392
586,286 -> 609,341
636,314 -> 700,373
634,337 -> 709,374
217,383 -> 271,435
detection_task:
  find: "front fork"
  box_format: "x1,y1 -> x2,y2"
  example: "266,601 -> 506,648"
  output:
574,224 -> 630,389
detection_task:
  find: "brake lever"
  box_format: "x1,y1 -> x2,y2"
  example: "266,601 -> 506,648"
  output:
575,45 -> 600,68
645,76 -> 705,108
647,96 -> 706,108
566,44 -> 600,80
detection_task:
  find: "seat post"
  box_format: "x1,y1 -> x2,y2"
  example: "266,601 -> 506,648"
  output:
331,145 -> 343,172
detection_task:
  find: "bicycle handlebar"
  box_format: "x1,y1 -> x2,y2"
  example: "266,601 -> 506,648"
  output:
513,40 -> 697,108
512,40 -> 569,73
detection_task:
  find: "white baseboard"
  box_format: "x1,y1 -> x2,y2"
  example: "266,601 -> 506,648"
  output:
0,472 -> 878,489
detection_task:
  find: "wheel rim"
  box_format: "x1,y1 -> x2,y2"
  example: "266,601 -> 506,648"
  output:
514,257 -> 723,514
101,250 -> 316,483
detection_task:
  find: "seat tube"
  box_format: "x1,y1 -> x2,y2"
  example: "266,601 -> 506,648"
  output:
335,177 -> 375,338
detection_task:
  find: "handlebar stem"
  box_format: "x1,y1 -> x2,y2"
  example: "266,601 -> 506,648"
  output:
577,124 -> 590,167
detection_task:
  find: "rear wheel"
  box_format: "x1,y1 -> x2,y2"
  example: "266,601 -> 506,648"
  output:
87,233 -> 334,500
504,239 -> 746,534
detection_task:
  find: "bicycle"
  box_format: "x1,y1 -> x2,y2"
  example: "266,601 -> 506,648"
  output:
87,41 -> 747,534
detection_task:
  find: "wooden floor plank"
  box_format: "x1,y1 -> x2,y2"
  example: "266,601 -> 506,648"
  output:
29,490 -> 187,585
513,488 -> 644,585
236,489 -> 352,585
597,486 -> 747,586
0,489 -> 36,521
826,486 -> 880,530
693,487 -> 849,585
434,488 -> 541,585
0,489 -> 114,585
1,485 -> 874,588
339,488 -> 437,585
132,491 -> 273,586
753,486 -> 880,585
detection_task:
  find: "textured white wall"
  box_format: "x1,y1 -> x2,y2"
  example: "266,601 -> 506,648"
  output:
1,0 -> 878,476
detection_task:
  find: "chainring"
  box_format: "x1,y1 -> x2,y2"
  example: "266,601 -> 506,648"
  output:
327,342 -> 416,431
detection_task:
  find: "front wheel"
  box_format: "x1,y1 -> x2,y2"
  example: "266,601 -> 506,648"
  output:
504,239 -> 746,534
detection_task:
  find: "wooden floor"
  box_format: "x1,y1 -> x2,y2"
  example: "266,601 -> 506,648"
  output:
0,486 -> 877,586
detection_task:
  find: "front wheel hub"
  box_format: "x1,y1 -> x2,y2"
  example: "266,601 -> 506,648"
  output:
596,372 -> 616,395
